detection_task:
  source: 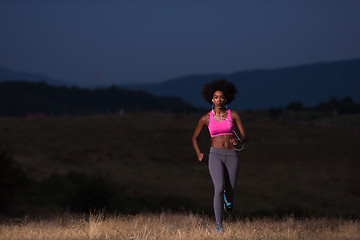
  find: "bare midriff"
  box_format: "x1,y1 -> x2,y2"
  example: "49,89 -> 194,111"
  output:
211,134 -> 237,150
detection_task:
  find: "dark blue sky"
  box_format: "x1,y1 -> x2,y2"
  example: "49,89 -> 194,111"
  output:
1,0 -> 360,87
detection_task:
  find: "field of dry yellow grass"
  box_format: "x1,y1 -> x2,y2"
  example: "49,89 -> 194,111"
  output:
1,211 -> 359,240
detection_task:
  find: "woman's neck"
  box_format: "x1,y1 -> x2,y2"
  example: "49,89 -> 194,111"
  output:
213,108 -> 227,116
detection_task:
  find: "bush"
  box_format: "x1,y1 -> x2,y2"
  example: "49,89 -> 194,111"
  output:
0,145 -> 27,214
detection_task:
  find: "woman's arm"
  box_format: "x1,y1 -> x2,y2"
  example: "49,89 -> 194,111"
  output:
192,115 -> 207,161
231,110 -> 248,143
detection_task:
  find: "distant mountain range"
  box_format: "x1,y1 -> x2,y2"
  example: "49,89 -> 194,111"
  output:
0,65 -> 67,86
122,59 -> 360,110
1,59 -> 360,110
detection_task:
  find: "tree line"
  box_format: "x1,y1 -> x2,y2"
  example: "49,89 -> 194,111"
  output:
286,96 -> 360,115
0,81 -> 198,117
266,96 -> 360,120
1,80 -> 358,118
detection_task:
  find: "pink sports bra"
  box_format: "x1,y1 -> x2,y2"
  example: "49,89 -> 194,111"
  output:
208,109 -> 235,137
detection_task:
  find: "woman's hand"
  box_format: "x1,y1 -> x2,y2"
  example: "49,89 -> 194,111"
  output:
192,115 -> 208,163
229,137 -> 240,146
197,152 -> 204,162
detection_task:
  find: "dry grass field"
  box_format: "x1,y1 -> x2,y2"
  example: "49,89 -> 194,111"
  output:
0,112 -> 360,239
1,211 -> 359,240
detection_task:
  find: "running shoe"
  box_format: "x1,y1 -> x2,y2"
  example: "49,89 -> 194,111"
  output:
216,224 -> 223,234
223,191 -> 233,213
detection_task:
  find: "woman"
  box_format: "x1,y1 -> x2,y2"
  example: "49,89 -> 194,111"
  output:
192,79 -> 248,233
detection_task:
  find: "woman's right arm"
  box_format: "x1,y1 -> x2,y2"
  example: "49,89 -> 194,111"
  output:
192,116 -> 207,162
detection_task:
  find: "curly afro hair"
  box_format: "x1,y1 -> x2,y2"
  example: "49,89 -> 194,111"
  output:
201,79 -> 238,104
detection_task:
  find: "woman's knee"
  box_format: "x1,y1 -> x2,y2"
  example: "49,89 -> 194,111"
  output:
214,184 -> 225,196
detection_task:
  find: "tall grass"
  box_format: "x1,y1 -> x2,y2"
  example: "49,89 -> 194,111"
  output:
1,211 -> 359,240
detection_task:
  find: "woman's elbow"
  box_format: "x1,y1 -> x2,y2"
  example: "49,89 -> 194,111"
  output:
192,134 -> 199,143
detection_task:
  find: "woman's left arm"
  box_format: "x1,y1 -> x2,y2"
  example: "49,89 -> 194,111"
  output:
231,110 -> 248,143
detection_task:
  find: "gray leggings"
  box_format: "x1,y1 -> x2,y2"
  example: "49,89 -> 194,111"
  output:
208,147 -> 240,225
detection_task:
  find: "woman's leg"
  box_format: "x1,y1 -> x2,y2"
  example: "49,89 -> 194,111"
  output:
224,154 -> 240,203
208,152 -> 225,226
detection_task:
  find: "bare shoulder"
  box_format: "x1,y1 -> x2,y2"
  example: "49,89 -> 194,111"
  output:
200,112 -> 211,125
230,109 -> 242,120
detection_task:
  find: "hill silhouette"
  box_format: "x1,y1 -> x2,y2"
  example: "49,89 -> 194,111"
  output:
2,59 -> 360,110
0,81 -> 197,117
122,59 -> 360,110
0,65 -> 68,86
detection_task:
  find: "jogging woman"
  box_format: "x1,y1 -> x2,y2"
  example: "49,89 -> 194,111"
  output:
192,79 -> 248,233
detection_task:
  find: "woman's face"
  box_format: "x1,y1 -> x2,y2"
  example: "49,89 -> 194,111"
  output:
212,90 -> 226,109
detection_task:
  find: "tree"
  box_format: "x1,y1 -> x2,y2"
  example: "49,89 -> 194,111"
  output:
286,101 -> 303,111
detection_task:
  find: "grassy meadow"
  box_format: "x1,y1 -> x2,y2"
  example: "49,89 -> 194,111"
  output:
0,111 -> 360,238
1,211 -> 359,240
